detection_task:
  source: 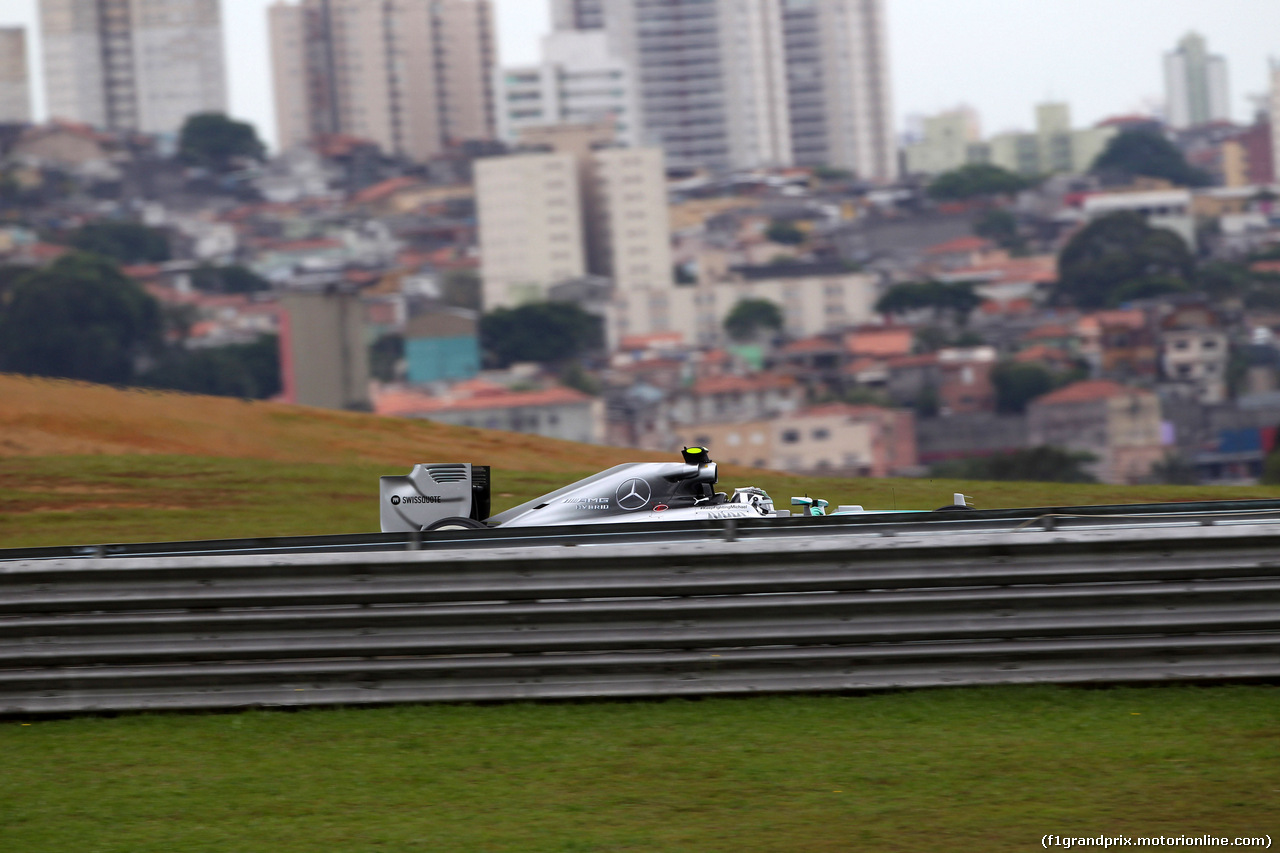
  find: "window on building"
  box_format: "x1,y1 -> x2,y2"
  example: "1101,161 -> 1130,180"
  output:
782,429 -> 800,444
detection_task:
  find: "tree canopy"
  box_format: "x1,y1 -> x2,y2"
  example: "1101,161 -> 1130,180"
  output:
930,445 -> 1097,483
67,221 -> 171,264
875,280 -> 982,327
138,335 -> 281,400
479,302 -> 603,368
765,220 -> 805,245
1089,129 -> 1212,187
190,264 -> 272,295
178,113 -> 267,172
1055,211 -> 1195,309
991,361 -> 1056,414
0,253 -> 161,384
927,164 -> 1031,201
724,298 -> 784,342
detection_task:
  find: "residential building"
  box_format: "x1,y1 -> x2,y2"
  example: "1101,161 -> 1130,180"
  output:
375,384 -> 605,444
269,0 -> 495,161
1081,188 -> 1195,247
603,0 -> 792,171
279,288 -> 371,410
903,107 -> 980,175
674,403 -> 916,477
1164,32 -> 1229,129
403,309 -> 480,385
668,372 -> 803,428
0,28 -> 32,124
1027,380 -> 1165,484
780,0 -> 896,180
40,0 -> 227,134
969,103 -> 1117,177
474,150 -> 587,307
1159,304 -> 1228,404
475,131 -> 673,316
629,261 -> 878,347
551,0 -> 605,30
495,30 -> 638,148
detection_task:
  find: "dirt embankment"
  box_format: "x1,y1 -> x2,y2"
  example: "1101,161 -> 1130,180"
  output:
0,374 -> 659,471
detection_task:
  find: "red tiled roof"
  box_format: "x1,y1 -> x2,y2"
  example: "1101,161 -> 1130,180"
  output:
265,238 -> 343,253
28,242 -> 70,261
979,297 -> 1035,315
351,176 -> 420,206
122,263 -> 163,280
619,331 -> 685,350
1023,323 -> 1074,341
1251,260 -> 1280,275
1033,379 -> 1144,406
1015,344 -> 1070,364
844,327 -> 913,356
780,336 -> 839,354
925,236 -> 994,256
886,353 -> 939,369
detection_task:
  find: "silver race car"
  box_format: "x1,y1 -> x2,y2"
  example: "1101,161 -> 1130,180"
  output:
380,446 -> 974,532
380,446 -> 779,532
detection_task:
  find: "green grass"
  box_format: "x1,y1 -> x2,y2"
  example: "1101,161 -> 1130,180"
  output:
4,454 -> 1280,549
0,686 -> 1276,852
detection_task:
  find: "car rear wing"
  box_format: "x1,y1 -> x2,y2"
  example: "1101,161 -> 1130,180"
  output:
379,463 -> 490,532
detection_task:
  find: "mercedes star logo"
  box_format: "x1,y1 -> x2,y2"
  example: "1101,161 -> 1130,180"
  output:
615,478 -> 651,511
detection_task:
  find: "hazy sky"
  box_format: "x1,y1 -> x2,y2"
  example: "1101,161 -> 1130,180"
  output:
1,0 -> 1278,151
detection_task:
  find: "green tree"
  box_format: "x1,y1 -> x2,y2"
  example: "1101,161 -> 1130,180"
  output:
139,335 -> 281,399
190,264 -> 272,294
0,253 -> 161,384
479,302 -> 603,368
973,208 -> 1024,252
990,361 -> 1055,414
876,280 -> 983,327
67,221 -> 171,264
927,164 -> 1030,201
1089,129 -> 1212,187
369,333 -> 404,383
178,112 -> 267,172
765,220 -> 805,245
724,298 -> 784,342
930,446 -> 1097,483
1055,211 -> 1195,309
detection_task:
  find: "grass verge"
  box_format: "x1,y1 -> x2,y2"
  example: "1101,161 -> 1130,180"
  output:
4,454 -> 1280,549
1,686 -> 1277,852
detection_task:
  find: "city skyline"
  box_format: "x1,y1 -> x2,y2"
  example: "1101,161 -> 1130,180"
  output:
0,0 -> 1278,151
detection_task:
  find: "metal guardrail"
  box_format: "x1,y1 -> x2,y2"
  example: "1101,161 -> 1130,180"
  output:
2,513 -> 1280,714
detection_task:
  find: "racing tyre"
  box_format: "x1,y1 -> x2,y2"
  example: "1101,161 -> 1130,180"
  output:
424,517 -> 488,531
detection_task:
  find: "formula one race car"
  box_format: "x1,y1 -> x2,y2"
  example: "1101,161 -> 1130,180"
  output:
380,447 -> 975,532
379,446 -> 780,532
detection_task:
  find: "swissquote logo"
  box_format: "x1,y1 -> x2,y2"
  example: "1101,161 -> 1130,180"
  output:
615,478 -> 651,511
391,495 -> 441,505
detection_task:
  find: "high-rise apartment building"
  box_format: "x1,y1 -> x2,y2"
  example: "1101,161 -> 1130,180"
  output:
604,0 -> 792,172
39,0 -> 226,134
475,151 -> 588,308
0,28 -> 32,124
781,0 -> 895,180
495,30 -> 638,148
551,0 -> 605,30
476,127 -> 673,312
1164,32 -> 1229,130
269,0 -> 495,161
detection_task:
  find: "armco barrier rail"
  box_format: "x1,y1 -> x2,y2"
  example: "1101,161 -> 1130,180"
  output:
2,512 -> 1280,714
